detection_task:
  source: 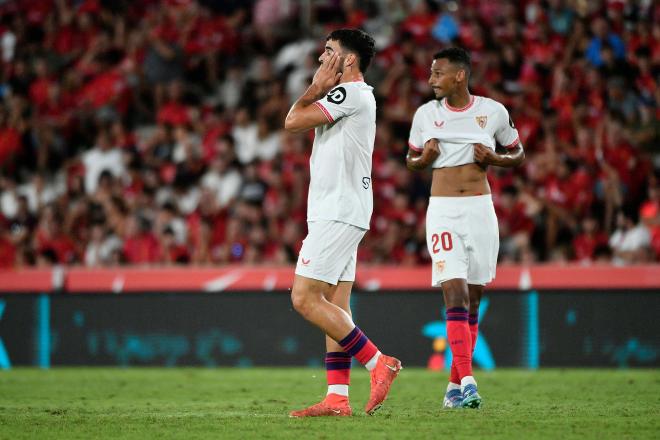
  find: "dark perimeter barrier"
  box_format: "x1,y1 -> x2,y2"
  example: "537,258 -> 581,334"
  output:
0,266 -> 658,369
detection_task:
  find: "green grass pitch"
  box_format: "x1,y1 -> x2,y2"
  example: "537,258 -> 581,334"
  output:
0,368 -> 658,439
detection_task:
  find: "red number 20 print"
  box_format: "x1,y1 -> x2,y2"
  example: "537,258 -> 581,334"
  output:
431,232 -> 453,253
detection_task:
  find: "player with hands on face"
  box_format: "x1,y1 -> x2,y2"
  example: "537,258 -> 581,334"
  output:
285,29 -> 402,418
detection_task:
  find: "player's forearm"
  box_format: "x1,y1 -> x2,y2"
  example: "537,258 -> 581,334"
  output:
284,84 -> 326,132
298,83 -> 327,107
406,147 -> 439,171
492,145 -> 525,168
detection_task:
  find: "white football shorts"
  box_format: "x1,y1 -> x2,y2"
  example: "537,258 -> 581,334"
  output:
426,195 -> 499,286
295,220 -> 367,285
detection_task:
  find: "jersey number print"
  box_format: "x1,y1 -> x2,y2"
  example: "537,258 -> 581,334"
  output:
432,232 -> 453,253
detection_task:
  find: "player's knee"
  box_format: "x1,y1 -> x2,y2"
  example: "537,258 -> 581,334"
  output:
468,286 -> 483,313
442,280 -> 469,308
469,299 -> 480,314
447,297 -> 469,309
291,289 -> 314,318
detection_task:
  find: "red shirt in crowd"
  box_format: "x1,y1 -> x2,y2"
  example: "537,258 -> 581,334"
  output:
77,70 -> 129,112
543,168 -> 593,214
0,126 -> 21,166
0,235 -> 15,267
36,231 -> 77,264
401,11 -> 438,44
29,76 -> 54,110
572,232 -> 609,262
496,202 -> 535,237
640,200 -> 660,258
160,242 -> 189,263
157,102 -> 190,126
184,16 -> 227,55
512,113 -> 541,149
123,233 -> 160,264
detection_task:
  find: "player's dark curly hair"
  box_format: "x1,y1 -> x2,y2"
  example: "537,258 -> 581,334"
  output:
327,28 -> 376,73
434,47 -> 471,77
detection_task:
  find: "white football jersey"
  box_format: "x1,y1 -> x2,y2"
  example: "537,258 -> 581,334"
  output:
309,81 -> 376,229
408,95 -> 520,169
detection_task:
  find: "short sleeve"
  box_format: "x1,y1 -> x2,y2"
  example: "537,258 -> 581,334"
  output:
314,85 -> 357,123
495,104 -> 520,149
407,107 -> 425,152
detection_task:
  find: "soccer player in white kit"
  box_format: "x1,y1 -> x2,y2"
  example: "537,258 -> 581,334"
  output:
406,47 -> 525,409
284,29 -> 401,417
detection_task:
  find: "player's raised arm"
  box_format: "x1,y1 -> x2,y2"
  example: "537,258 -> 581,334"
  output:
406,138 -> 441,171
473,142 -> 525,168
284,52 -> 343,133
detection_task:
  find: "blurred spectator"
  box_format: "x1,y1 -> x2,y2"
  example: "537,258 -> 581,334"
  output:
123,215 -> 160,265
201,154 -> 242,209
497,186 -> 534,262
640,183 -> 660,259
232,107 -> 258,165
143,4 -> 185,108
572,216 -> 609,264
0,0 -> 657,268
82,131 -> 126,194
84,222 -> 122,266
585,17 -> 625,67
34,205 -> 77,264
609,208 -> 652,265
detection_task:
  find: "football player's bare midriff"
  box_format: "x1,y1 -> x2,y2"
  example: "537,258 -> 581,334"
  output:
431,163 -> 490,197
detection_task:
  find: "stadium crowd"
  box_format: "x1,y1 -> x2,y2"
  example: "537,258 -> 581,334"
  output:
0,0 -> 658,268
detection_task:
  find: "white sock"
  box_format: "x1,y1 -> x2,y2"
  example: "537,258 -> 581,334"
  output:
447,382 -> 461,392
364,351 -> 381,371
327,384 -> 349,397
460,376 -> 477,389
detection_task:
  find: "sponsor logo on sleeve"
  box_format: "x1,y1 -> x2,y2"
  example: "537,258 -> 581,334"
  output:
327,87 -> 346,104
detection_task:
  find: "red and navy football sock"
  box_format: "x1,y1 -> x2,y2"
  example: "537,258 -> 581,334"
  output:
449,311 -> 479,384
446,307 -> 473,380
338,326 -> 380,371
326,351 -> 351,397
469,312 -> 479,352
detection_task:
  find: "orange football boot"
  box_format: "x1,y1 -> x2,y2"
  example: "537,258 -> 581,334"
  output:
365,354 -> 402,415
289,393 -> 352,417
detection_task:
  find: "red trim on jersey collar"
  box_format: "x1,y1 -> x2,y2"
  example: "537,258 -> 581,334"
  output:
444,95 -> 475,112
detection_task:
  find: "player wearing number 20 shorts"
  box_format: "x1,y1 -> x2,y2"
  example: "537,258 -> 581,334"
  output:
406,47 -> 525,410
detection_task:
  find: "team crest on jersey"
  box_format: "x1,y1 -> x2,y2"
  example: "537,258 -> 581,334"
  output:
435,260 -> 446,273
475,116 -> 488,129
